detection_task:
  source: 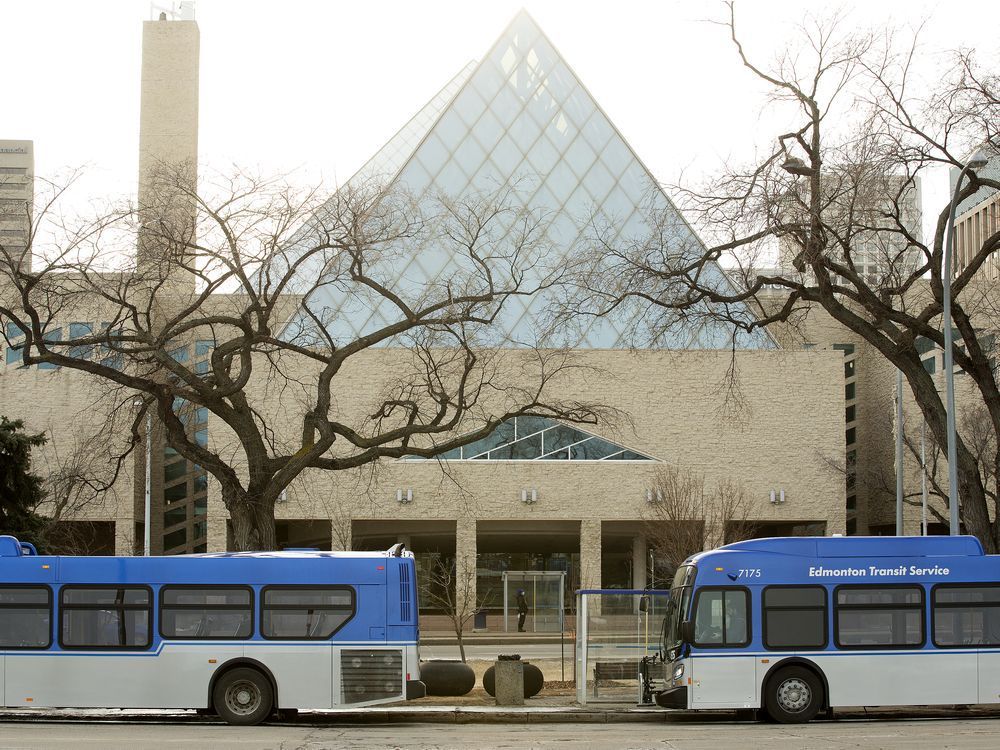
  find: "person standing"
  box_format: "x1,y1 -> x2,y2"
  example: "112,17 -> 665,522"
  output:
516,589 -> 528,632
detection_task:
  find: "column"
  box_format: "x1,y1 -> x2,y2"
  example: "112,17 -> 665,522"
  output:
206,516 -> 228,552
204,473 -> 228,552
703,521 -> 723,551
331,519 -> 352,552
631,532 -> 647,589
579,519 -> 602,590
455,517 -> 477,623
580,520 -> 602,617
114,519 -> 135,556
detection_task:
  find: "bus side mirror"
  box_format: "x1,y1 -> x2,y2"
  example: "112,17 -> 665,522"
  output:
638,595 -> 649,613
680,619 -> 694,644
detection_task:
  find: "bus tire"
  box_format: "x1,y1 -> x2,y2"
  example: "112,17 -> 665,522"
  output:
213,667 -> 274,726
764,666 -> 823,724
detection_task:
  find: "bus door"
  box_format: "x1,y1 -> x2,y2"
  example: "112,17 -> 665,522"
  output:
688,588 -> 756,707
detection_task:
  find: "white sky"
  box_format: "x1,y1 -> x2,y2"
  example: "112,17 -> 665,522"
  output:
6,0 -> 999,241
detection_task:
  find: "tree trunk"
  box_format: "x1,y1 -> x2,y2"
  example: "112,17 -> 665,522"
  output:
903,359 -> 998,553
957,451 -> 997,553
223,484 -> 278,551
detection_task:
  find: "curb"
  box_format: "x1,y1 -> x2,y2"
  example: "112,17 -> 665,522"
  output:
0,707 -> 670,726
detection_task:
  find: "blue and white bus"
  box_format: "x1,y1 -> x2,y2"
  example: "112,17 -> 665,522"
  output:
656,535 -> 1000,722
0,535 -> 424,724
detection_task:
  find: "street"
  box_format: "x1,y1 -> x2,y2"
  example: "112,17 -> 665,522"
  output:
0,716 -> 998,749
418,644 -> 571,660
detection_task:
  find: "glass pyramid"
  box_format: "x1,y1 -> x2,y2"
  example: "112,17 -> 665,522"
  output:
404,415 -> 655,461
282,11 -> 769,350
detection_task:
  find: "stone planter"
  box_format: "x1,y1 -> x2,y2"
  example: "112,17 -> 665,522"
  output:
483,661 -> 544,699
419,660 -> 476,697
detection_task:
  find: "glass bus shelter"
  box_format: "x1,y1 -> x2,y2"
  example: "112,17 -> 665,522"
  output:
502,570 -> 565,632
575,589 -> 671,704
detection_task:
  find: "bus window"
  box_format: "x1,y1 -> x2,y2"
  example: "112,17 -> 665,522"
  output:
692,588 -> 749,647
835,586 -> 923,648
763,586 -> 827,650
261,586 -> 354,640
933,585 -> 1000,648
60,586 -> 152,649
160,586 -> 253,639
0,586 -> 52,649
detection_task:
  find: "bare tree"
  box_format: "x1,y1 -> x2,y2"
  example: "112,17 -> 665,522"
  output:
844,404 -> 999,531
419,555 -> 493,663
643,465 -> 757,578
0,165 -> 605,550
32,415 -> 136,554
567,2 -> 1000,549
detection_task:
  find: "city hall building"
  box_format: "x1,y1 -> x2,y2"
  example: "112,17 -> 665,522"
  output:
0,10 -> 918,623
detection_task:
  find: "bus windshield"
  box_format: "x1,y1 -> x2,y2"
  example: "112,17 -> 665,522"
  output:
662,564 -> 696,660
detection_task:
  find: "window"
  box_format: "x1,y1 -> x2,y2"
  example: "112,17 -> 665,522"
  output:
164,528 -> 187,550
160,587 -> 252,639
60,586 -> 151,649
164,459 -> 187,483
68,322 -> 93,359
933,585 -> 1000,647
168,346 -> 189,362
692,588 -> 749,647
165,484 -> 187,503
845,382 -> 855,400
0,586 -> 51,648
261,586 -> 354,639
38,328 -> 61,370
164,504 -> 186,527
835,586 -> 923,648
763,586 -> 827,649
405,416 -> 654,461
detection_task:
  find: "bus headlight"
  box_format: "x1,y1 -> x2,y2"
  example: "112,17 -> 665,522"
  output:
672,663 -> 684,684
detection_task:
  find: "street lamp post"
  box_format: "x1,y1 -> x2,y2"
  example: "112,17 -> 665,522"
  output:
942,151 -> 988,535
144,409 -> 152,556
133,398 -> 152,556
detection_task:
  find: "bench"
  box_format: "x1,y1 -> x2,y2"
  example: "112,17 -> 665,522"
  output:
593,660 -> 638,697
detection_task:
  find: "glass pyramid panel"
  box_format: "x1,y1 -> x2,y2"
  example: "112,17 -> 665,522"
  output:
345,61 -> 477,192
405,415 -> 655,461
286,11 -> 771,351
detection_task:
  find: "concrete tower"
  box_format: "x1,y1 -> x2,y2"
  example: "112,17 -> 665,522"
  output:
0,140 -> 34,272
134,7 -> 201,555
137,8 -> 200,275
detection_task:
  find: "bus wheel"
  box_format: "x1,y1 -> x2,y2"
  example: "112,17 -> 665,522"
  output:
213,667 -> 274,726
765,666 -> 823,724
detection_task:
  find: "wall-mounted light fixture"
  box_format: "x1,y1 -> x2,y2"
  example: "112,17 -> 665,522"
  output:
521,488 -> 537,504
396,488 -> 413,504
769,489 -> 786,505
645,489 -> 663,503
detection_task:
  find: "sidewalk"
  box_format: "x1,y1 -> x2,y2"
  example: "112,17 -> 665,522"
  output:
3,701 -> 999,726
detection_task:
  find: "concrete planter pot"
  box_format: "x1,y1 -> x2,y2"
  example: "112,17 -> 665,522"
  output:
419,660 -> 476,696
483,662 -> 544,698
